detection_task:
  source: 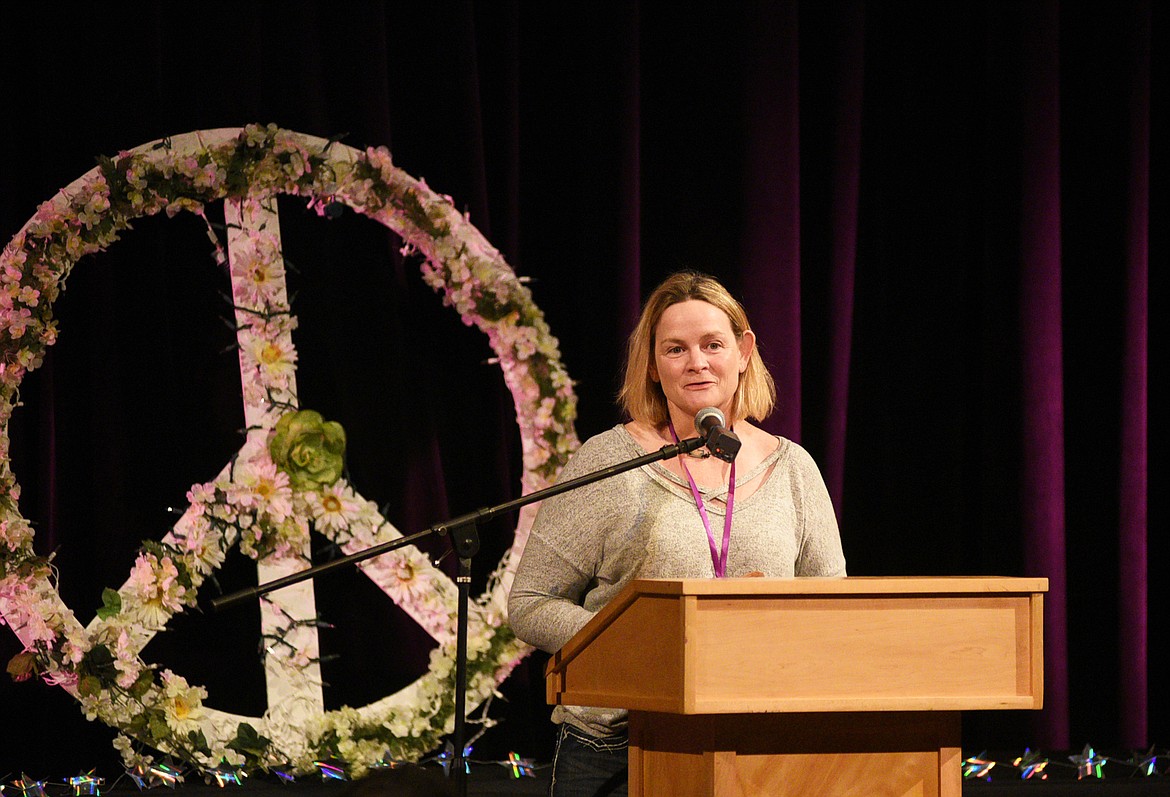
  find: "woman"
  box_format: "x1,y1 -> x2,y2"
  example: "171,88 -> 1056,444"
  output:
508,271 -> 846,797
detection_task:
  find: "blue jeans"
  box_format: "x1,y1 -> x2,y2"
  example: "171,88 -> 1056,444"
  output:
549,723 -> 629,797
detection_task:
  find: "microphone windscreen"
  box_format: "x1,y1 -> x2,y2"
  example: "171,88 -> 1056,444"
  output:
694,406 -> 725,436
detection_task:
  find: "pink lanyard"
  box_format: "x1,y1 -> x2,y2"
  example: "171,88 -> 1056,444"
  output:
668,420 -> 735,578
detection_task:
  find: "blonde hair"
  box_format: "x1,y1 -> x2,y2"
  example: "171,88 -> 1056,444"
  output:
618,271 -> 777,426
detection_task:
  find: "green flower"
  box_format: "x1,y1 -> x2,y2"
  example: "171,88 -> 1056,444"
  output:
268,410 -> 346,492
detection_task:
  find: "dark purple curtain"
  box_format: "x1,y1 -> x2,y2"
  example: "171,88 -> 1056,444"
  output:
1018,0 -> 1070,747
740,1 -> 804,440
0,0 -> 1153,772
1118,2 -> 1150,746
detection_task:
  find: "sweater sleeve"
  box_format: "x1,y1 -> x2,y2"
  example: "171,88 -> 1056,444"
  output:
507,533 -> 598,653
507,431 -> 624,653
788,441 -> 848,577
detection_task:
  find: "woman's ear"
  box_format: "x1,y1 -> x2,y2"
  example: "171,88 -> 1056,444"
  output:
738,329 -> 757,373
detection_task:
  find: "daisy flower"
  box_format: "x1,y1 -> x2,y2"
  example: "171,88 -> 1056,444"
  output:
307,482 -> 361,533
233,456 -> 294,522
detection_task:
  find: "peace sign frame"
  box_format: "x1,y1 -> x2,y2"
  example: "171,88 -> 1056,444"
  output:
0,125 -> 578,774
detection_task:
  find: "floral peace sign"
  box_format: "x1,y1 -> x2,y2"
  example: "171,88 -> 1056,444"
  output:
0,126 -> 578,774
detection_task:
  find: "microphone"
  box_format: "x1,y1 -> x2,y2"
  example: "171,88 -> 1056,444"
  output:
694,407 -> 741,463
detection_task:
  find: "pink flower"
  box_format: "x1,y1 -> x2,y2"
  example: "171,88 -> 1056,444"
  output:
111,627 -> 142,688
126,552 -> 189,626
232,457 -> 294,522
4,306 -> 34,337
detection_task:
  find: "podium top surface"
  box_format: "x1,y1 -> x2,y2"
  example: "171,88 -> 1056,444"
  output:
627,576 -> 1048,597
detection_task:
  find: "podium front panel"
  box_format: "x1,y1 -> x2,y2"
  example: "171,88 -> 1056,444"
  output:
687,593 -> 1040,712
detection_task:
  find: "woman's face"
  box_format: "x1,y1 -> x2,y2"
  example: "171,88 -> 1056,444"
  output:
650,299 -> 755,425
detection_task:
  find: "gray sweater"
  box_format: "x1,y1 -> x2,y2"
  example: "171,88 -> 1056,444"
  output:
508,424 -> 847,738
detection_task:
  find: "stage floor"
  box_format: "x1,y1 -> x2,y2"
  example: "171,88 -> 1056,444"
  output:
83,761 -> 1168,797
23,750 -> 1166,797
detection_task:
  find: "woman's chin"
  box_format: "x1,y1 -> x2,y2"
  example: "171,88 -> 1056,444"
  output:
671,395 -> 725,417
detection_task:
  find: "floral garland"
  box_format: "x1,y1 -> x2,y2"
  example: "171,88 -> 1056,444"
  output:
0,125 -> 578,775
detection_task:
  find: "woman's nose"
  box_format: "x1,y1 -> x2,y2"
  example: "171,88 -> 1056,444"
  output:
686,348 -> 708,370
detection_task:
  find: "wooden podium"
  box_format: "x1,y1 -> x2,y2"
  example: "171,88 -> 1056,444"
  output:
546,577 -> 1046,797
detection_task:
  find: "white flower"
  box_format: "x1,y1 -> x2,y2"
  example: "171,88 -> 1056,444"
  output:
159,669 -> 207,734
230,236 -> 286,307
0,516 -> 34,552
57,628 -> 90,665
306,482 -> 361,533
428,647 -> 455,681
239,326 -> 298,388
231,456 -> 294,522
113,734 -> 155,769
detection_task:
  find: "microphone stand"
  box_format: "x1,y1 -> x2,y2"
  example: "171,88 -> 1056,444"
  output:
210,434 -> 710,797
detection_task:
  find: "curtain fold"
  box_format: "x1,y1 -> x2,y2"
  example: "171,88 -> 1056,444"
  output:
821,1 -> 864,514
1017,0 -> 1070,747
1117,0 -> 1150,749
740,1 -> 803,442
618,1 -> 644,332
